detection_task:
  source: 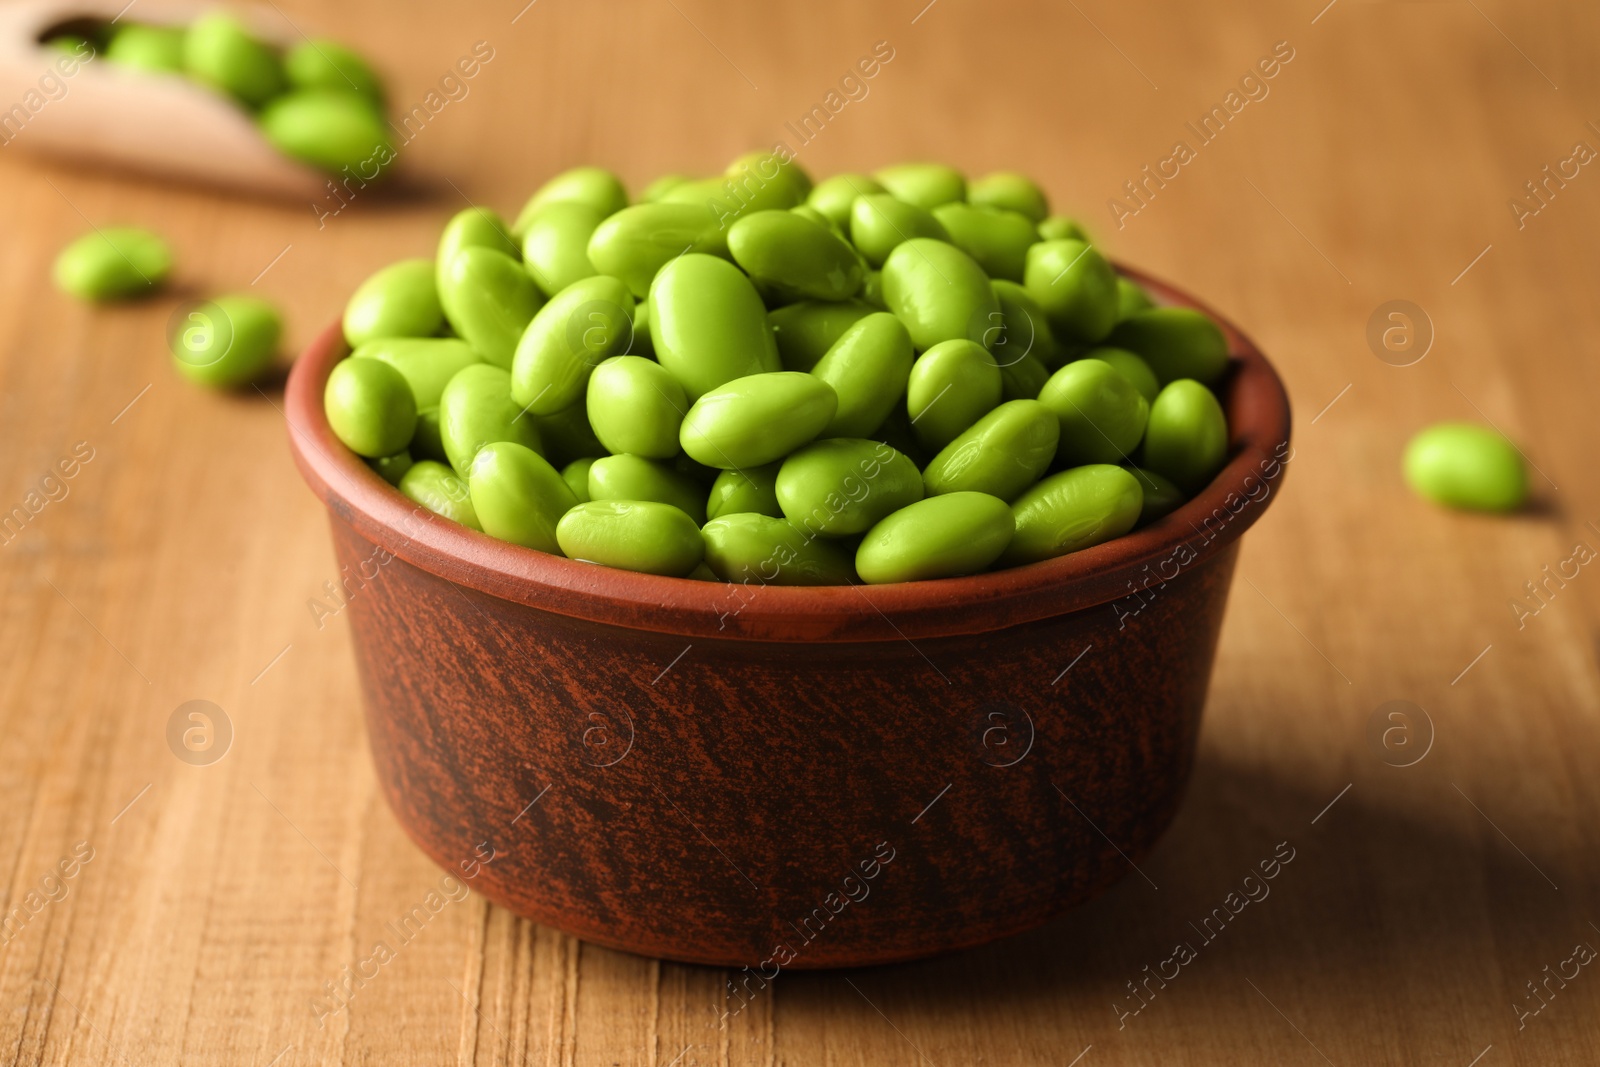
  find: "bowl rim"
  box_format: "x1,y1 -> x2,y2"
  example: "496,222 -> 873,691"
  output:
284,263 -> 1292,643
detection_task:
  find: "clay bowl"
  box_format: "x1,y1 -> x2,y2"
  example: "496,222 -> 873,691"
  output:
285,265 -> 1292,970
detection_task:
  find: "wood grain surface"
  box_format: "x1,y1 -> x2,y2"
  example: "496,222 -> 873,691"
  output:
2,0 -> 1598,1064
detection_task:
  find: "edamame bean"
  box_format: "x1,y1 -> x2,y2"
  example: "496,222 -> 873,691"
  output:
722,150 -> 814,211
412,407 -> 446,461
536,402 -> 606,467
183,11 -> 283,105
967,172 -> 1049,222
556,500 -> 704,576
931,203 -> 1037,283
923,400 -> 1058,501
369,450 -> 413,487
849,194 -> 950,268
680,372 -> 837,468
561,457 -> 596,502
706,463 -> 782,520
728,210 -> 863,302
439,363 -> 542,475
1128,467 -> 1184,524
343,259 -> 442,346
54,226 -> 171,301
509,274 -> 634,413
999,352 -> 1050,402
1037,216 -> 1089,242
881,238 -> 999,353
512,166 -> 628,235
353,337 -> 480,408
776,438 -> 922,536
1038,358 -> 1150,466
1141,379 -> 1228,491
1084,347 -> 1160,403
399,459 -> 480,529
640,174 -> 690,202
436,207 -> 520,290
259,90 -> 393,174
625,299 -> 654,357
1023,239 -> 1118,343
873,162 -> 965,210
701,513 -> 857,585
588,454 -> 706,523
438,246 -> 544,369
106,24 -> 185,72
807,173 -> 886,227
1004,465 -> 1143,565
285,38 -> 384,103
467,441 -> 576,552
1116,276 -> 1155,321
1403,423 -> 1528,512
649,254 -> 780,399
520,201 -> 603,297
856,492 -> 1014,583
789,204 -> 836,230
587,355 -> 687,458
585,203 -> 726,299
1109,307 -> 1229,385
906,339 -> 1002,453
861,270 -> 886,310
170,294 -> 281,388
989,279 -> 1062,369
811,312 -> 914,438
325,357 -> 417,457
768,300 -> 875,371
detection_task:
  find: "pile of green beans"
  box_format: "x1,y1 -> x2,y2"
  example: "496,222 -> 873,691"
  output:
46,12 -> 390,176
325,155 -> 1236,584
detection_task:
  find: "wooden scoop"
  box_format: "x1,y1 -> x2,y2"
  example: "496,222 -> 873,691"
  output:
0,0 -> 328,199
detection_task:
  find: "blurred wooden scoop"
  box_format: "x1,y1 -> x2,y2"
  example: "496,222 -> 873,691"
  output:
0,0 -> 327,198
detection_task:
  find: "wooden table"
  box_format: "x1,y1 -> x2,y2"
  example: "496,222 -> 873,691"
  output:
3,0 -> 1598,1063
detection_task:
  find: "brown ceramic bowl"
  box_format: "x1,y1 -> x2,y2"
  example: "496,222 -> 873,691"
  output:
285,265 -> 1291,969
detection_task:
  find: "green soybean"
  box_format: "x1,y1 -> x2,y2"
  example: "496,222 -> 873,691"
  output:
54,226 -> 171,301
412,407 -> 446,461
399,459 -> 480,530
439,246 -> 543,369
923,400 -> 1058,501
1037,216 -> 1089,242
439,363 -> 542,475
931,203 -> 1037,283
343,259 -> 442,346
906,339 -> 1002,453
106,24 -> 185,72
1086,347 -> 1161,403
882,238 -> 999,353
183,12 -> 283,106
561,457 -> 596,502
861,270 -> 886,310
585,203 -> 725,299
626,299 -> 654,357
706,463 -> 782,520
776,439 -> 922,536
1116,276 -> 1155,321
968,172 -> 1049,222
849,194 -> 950,268
1109,307 -> 1229,385
1005,465 -> 1143,565
436,207 -> 520,289
873,162 -> 965,210
170,294 -> 281,388
989,279 -> 1062,369
1129,467 -> 1185,524
354,337 -> 480,408
857,492 -> 1014,583
723,150 -> 814,210
259,90 -> 393,174
588,454 -> 707,523
1403,423 -> 1528,512
325,357 -> 417,457
369,450 -> 413,487
807,173 -> 885,227
587,355 -> 687,459
999,353 -> 1050,402
1024,239 -> 1118,343
640,174 -> 691,203
1142,379 -> 1228,491
284,38 -> 384,103
728,210 -> 863,302
768,300 -> 875,371
701,513 -> 857,586
513,166 -> 628,236
467,441 -> 576,552
811,312 -> 914,438
1038,358 -> 1150,466
649,253 -> 780,399
680,372 -> 837,468
556,500 -> 703,576
536,402 -> 607,467
520,201 -> 603,297
509,274 -> 634,414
